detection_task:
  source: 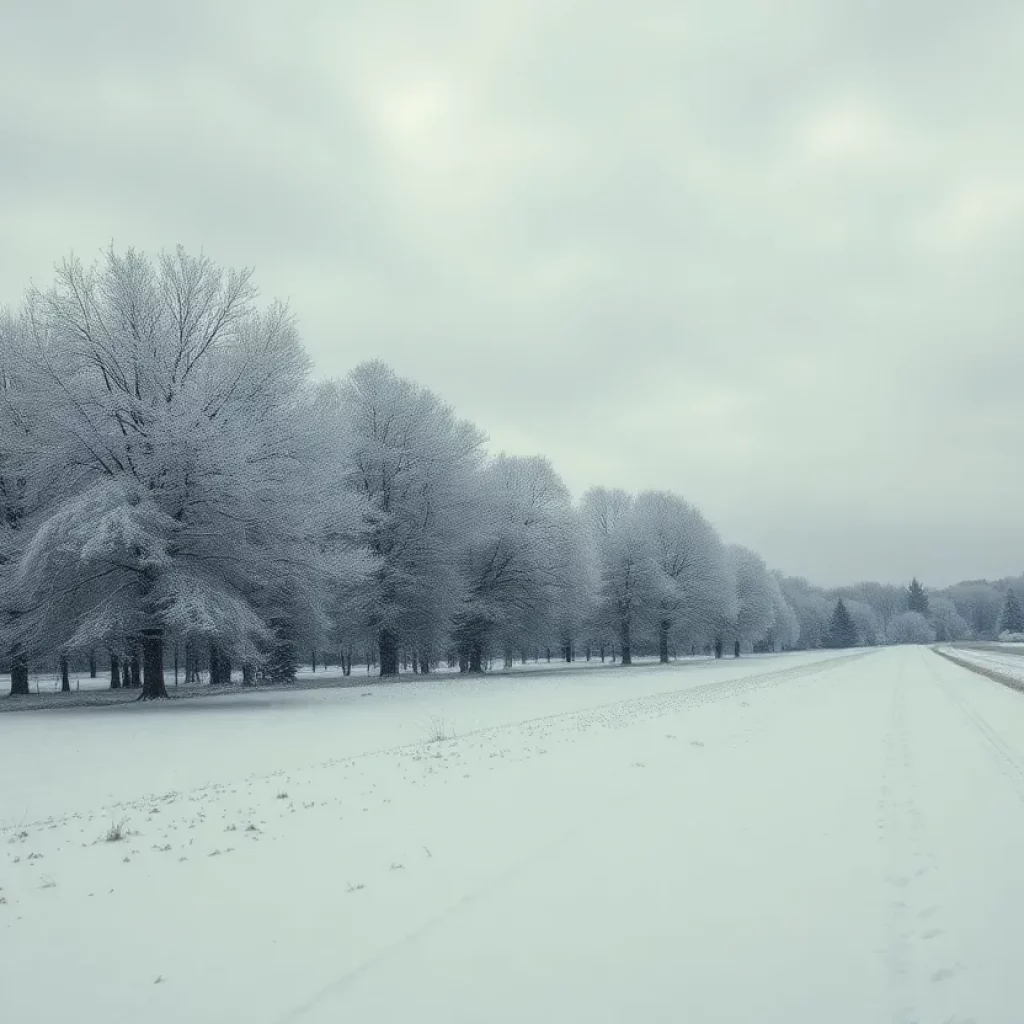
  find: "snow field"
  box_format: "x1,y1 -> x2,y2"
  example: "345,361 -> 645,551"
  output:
938,644 -> 1024,689
3,646 -> 1024,1023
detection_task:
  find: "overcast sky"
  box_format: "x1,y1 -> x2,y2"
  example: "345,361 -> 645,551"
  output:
2,1 -> 1022,588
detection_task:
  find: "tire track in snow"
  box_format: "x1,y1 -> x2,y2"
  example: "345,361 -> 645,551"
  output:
882,651 -> 1006,1024
881,655 -> 921,1024
881,655 -> 971,1024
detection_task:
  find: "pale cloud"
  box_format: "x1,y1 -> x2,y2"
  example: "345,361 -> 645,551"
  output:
921,180 -> 1024,253
2,0 -> 1022,588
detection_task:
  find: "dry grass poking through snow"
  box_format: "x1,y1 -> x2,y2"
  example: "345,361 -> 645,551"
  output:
102,818 -> 131,843
424,715 -> 456,743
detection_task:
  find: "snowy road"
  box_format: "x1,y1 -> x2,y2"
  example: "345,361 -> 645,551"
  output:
3,647 -> 1024,1023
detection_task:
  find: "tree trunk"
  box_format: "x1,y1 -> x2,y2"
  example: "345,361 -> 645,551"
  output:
109,653 -> 121,689
129,650 -> 141,688
419,652 -> 430,675
60,655 -> 70,692
468,642 -> 484,673
89,650 -> 97,678
311,650 -> 317,673
173,643 -> 178,686
734,640 -> 740,658
207,645 -> 232,686
545,647 -> 551,662
242,663 -> 254,686
600,645 -> 605,662
140,630 -> 168,699
659,619 -> 670,664
714,639 -> 723,659
344,647 -> 353,676
620,622 -> 632,666
379,628 -> 399,677
9,650 -> 29,696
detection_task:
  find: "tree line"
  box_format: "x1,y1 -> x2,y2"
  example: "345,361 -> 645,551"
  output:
1,247 -> 1021,699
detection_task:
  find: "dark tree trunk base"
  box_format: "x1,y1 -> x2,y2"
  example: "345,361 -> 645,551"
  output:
10,654 -> 29,696
379,628 -> 399,677
140,631 -> 168,699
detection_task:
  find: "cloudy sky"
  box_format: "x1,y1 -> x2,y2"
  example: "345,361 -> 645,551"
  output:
2,0 -> 1022,588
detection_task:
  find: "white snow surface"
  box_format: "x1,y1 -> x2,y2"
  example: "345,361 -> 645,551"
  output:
3,646 -> 1024,1023
941,645 -> 1024,687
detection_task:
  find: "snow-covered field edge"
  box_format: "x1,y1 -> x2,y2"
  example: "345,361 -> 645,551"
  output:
0,653 -> 787,714
934,646 -> 1024,694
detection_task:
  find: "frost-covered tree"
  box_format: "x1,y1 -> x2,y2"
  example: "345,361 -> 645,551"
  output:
927,594 -> 972,643
453,455 -> 574,671
329,361 -> 486,676
999,588 -> 1024,636
886,611 -> 936,645
549,506 -> 599,663
831,582 -> 905,631
581,488 -> 663,665
726,545 -> 776,652
3,246 -> 364,698
825,599 -> 858,649
843,599 -> 882,646
763,588 -> 800,651
777,575 -> 832,650
947,581 -> 1002,639
0,311 -> 34,694
906,578 -> 928,615
633,491 -> 733,663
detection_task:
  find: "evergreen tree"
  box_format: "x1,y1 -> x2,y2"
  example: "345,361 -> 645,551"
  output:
907,578 -> 929,615
826,598 -> 858,649
1000,588 -> 1024,635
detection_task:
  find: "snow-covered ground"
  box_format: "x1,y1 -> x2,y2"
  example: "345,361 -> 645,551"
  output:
940,644 -> 1024,689
0,652 -> 714,706
3,646 -> 1024,1023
